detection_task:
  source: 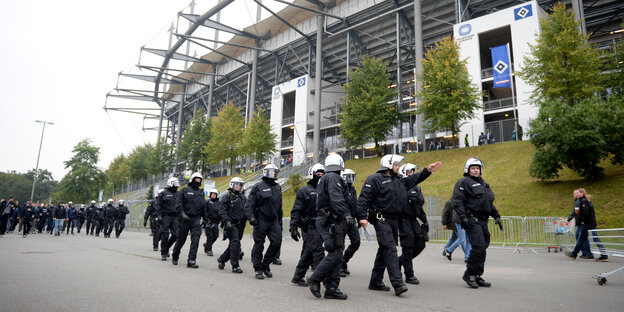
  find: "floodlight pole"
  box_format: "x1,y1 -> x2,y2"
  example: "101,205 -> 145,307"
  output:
30,120 -> 54,201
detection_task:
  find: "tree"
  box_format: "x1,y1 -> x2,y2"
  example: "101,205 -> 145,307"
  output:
180,110 -> 212,174
56,139 -> 107,202
150,137 -> 174,175
602,21 -> 624,96
416,37 -> 481,147
106,154 -> 129,190
25,169 -> 58,202
0,171 -> 36,204
204,102 -> 245,174
126,144 -> 152,181
340,56 -> 399,156
242,107 -> 277,163
518,2 -> 602,106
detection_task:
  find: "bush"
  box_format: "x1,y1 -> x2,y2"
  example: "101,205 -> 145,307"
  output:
286,174 -> 307,196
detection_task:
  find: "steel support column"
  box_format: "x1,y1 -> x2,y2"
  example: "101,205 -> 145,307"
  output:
313,13 -> 323,162
174,85 -> 186,172
396,12 -> 403,148
414,0 -> 425,147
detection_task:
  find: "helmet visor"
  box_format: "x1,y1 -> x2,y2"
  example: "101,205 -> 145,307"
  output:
343,173 -> 355,184
264,168 -> 279,179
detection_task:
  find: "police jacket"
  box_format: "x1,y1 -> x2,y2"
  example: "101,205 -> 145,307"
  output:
86,205 -> 97,219
404,184 -> 427,223
53,206 -> 66,219
346,184 -> 359,219
316,172 -> 350,219
176,185 -> 206,218
219,190 -> 247,222
20,205 -> 34,218
104,204 -> 115,219
77,208 -> 86,220
66,207 -> 77,219
143,201 -> 156,223
451,175 -> 500,220
95,208 -> 105,220
576,197 -> 597,227
290,182 -> 319,228
115,205 -> 130,219
205,198 -> 221,223
244,178 -> 282,222
156,187 -> 178,217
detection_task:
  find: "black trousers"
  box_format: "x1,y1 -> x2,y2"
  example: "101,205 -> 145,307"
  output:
0,214 -> 8,235
76,218 -> 85,233
160,215 -> 179,256
95,219 -> 104,235
22,217 -> 32,235
114,218 -> 126,237
37,218 -> 46,233
342,224 -> 361,266
173,216 -> 202,262
371,218 -> 404,289
104,218 -> 114,236
464,219 -> 490,276
399,217 -> 426,278
86,218 -> 95,234
218,222 -> 245,268
251,219 -> 282,272
150,220 -> 161,248
66,219 -> 75,234
309,218 -> 345,289
294,225 -> 325,279
203,222 -> 219,252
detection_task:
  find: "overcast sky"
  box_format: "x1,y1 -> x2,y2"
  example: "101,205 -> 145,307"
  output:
0,0 -> 286,181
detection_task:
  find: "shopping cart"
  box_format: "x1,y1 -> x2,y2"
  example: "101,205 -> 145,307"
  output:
588,228 -> 624,286
544,218 -> 574,253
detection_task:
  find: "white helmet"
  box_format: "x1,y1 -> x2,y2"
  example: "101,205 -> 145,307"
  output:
157,189 -> 164,195
107,199 -> 114,204
80,204 -> 85,208
230,177 -> 244,190
307,163 -> 325,180
399,163 -> 418,177
324,153 -> 344,172
379,154 -> 404,171
209,189 -> 219,197
119,199 -> 125,205
464,157 -> 484,175
90,200 -> 96,204
341,169 -> 356,184
68,201 -> 73,205
166,177 -> 180,188
262,164 -> 279,180
190,172 -> 203,183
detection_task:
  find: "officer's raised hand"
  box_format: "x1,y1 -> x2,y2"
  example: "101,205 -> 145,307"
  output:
427,161 -> 442,172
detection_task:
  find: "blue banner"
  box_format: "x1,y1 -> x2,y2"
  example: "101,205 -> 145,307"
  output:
491,44 -> 511,89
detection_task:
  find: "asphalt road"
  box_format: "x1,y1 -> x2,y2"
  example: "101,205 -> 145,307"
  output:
0,230 -> 622,312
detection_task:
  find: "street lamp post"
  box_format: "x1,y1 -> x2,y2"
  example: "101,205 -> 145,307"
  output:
30,120 -> 54,201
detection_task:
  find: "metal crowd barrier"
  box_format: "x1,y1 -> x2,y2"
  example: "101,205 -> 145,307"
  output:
588,228 -> 624,286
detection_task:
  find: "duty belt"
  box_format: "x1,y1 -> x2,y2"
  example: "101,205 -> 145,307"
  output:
375,211 -> 397,221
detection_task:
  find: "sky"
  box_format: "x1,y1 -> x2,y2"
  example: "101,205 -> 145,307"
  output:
0,0 -> 287,181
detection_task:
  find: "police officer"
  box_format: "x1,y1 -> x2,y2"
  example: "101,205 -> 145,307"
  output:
217,177 -> 247,273
307,154 -> 356,300
398,163 -> 436,285
103,199 -> 115,238
76,205 -> 86,234
46,203 -> 55,234
340,168 -> 360,277
86,200 -> 97,235
172,172 -> 206,268
144,193 -> 161,251
452,158 -> 502,289
203,189 -> 221,257
94,204 -> 105,237
156,178 -> 180,261
114,199 -> 130,238
245,164 -> 283,279
290,163 -> 325,286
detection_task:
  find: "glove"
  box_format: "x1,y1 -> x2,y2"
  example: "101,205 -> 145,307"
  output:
290,227 -> 300,241
143,221 -> 147,227
279,219 -> 283,231
345,215 -> 356,227
459,216 -> 472,229
225,220 -> 233,231
422,222 -> 429,233
180,211 -> 190,222
249,218 -> 258,226
155,216 -> 162,224
566,217 -> 573,223
495,217 -> 503,231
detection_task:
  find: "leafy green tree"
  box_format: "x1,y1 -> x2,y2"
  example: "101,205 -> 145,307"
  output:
25,169 -> 58,202
518,2 -> 602,106
285,173 -> 306,196
416,37 -> 481,147
0,171 -> 35,204
126,144 -> 151,181
180,110 -> 212,174
204,102 -> 245,174
340,56 -> 399,156
106,154 -> 130,190
242,107 -> 277,163
56,139 -> 107,202
150,137 -> 174,175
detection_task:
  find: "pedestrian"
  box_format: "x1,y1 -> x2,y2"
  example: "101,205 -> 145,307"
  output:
53,201 -> 66,236
114,199 -> 130,238
66,202 -> 77,235
517,125 -> 523,141
429,141 -> 435,151
441,200 -> 471,262
31,203 -> 40,234
103,199 -> 116,238
171,172 -> 206,268
156,178 -> 180,261
86,201 -> 97,235
217,177 -> 247,273
203,189 -> 221,257
20,201 -> 34,238
245,164 -> 282,280
94,204 -> 105,237
397,162 -> 440,285
290,163 -> 325,286
465,134 -> 470,147
340,168 -> 360,277
452,158 -> 503,288
76,205 -> 86,234
143,195 -> 161,251
0,197 -> 12,236
485,129 -> 493,144
46,203 -> 54,234
307,154 -> 356,300
478,132 -> 485,146
38,203 -> 49,233
564,188 -> 609,262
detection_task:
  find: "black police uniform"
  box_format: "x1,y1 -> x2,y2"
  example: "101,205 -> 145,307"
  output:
103,204 -> 115,238
356,168 -> 427,294
245,177 -> 282,277
156,187 -> 179,258
451,174 -> 500,285
341,183 -> 360,275
171,182 -> 206,266
94,207 -> 105,236
114,204 -> 130,238
76,207 -> 86,233
143,200 -> 161,250
86,204 -> 97,235
290,180 -> 324,284
217,189 -> 247,270
203,197 -> 221,255
399,168 -> 432,283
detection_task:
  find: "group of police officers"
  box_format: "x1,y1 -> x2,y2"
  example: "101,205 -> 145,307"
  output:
142,153 -> 501,299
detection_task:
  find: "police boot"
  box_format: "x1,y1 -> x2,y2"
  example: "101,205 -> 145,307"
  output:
462,271 -> 478,289
475,276 -> 491,287
232,266 -> 243,273
291,276 -> 308,287
187,260 -> 199,269
368,282 -> 390,291
203,243 -> 209,254
342,262 -> 350,275
324,288 -> 348,300
308,276 -> 321,298
405,276 -> 420,285
254,271 -> 265,280
217,261 -> 225,270
394,285 -> 408,296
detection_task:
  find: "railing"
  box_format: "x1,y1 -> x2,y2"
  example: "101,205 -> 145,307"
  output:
280,139 -> 294,148
481,63 -> 515,79
483,97 -> 515,111
282,116 -> 294,125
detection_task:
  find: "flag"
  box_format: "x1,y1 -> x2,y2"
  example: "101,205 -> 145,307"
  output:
491,44 -> 512,88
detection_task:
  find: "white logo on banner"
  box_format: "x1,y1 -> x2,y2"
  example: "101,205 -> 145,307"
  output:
494,60 -> 509,74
